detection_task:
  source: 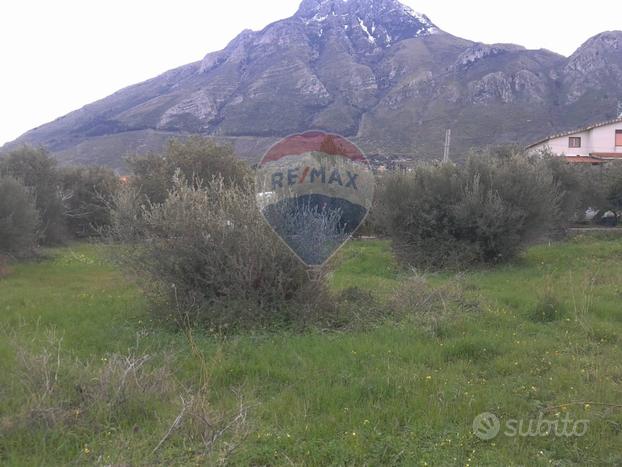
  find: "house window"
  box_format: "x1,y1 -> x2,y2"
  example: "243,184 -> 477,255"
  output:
568,136 -> 581,148
616,130 -> 622,147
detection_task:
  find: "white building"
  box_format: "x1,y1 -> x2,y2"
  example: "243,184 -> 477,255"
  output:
527,117 -> 622,165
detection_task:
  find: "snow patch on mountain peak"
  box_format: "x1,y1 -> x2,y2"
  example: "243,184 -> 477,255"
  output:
296,0 -> 439,43
357,17 -> 376,44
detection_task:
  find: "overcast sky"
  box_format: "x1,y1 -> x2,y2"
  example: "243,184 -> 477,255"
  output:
1,0 -> 621,146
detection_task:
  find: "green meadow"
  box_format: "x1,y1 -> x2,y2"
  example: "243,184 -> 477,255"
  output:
1,236 -> 621,465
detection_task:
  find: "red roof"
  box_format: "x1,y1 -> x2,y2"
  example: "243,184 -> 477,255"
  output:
590,152 -> 622,159
563,156 -> 606,165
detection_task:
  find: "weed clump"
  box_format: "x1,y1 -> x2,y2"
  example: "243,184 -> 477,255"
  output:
530,292 -> 566,322
0,331 -> 249,462
387,274 -> 474,335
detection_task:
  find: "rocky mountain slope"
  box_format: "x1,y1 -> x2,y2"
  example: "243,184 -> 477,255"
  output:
4,0 -> 622,169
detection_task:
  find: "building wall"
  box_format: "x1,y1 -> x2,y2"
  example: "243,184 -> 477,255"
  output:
589,124 -> 622,154
530,122 -> 622,156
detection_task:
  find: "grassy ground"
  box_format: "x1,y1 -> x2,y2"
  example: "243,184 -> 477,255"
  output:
1,237 -> 622,465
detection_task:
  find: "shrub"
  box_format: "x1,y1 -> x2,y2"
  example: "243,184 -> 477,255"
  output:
107,182 -> 146,241
355,174 -> 387,238
541,153 -> 609,224
110,173 -> 319,330
0,146 -> 66,244
60,166 -> 120,237
0,176 -> 40,256
534,148 -> 622,223
604,162 -> 622,211
126,137 -> 251,204
377,152 -> 561,269
0,256 -> 10,278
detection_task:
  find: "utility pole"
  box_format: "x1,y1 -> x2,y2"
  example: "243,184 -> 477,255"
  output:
443,129 -> 451,163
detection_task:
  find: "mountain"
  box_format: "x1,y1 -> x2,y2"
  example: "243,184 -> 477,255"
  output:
4,0 -> 622,169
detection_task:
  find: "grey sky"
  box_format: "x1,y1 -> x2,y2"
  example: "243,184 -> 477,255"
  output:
1,0 -> 620,146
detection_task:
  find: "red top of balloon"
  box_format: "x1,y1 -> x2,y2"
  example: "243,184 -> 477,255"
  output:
260,131 -> 367,165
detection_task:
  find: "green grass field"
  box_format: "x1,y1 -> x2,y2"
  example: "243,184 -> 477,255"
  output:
1,237 -> 622,465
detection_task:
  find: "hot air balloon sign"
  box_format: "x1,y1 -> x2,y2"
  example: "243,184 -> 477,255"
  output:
256,131 -> 375,267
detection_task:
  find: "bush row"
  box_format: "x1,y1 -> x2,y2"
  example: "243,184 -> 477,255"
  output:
0,147 -> 119,256
4,139 -> 622,330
